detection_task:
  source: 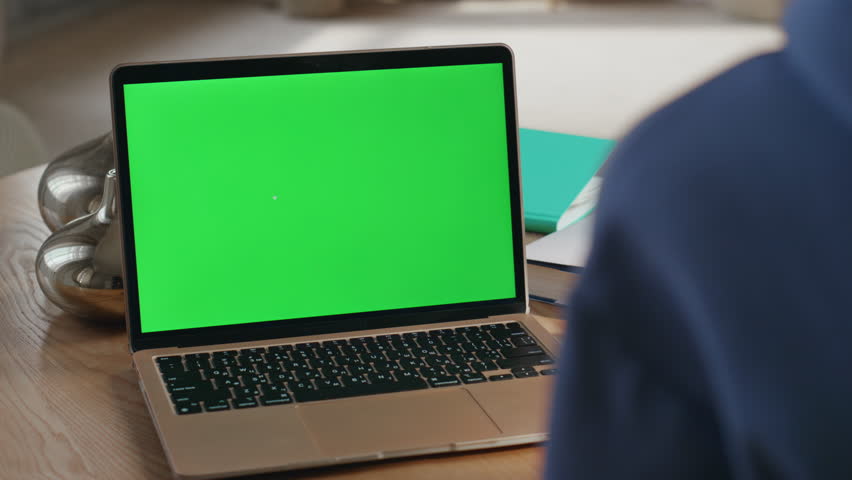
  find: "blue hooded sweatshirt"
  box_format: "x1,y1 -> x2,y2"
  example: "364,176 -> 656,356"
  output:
545,0 -> 852,478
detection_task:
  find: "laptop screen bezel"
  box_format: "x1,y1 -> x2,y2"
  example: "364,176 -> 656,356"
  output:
111,44 -> 527,352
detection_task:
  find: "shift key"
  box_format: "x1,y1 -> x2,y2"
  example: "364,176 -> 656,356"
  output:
501,345 -> 546,358
497,354 -> 553,369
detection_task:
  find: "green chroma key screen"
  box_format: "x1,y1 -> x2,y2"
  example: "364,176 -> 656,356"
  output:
124,63 -> 517,333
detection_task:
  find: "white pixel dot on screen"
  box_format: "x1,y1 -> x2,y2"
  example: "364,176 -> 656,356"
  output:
273,196 -> 277,200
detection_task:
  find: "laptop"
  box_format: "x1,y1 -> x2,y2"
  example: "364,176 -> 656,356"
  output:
110,44 -> 561,479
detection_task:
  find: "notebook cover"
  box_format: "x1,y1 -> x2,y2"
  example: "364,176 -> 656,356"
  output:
520,128 -> 614,233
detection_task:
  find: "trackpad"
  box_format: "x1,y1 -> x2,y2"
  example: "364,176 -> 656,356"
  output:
299,389 -> 501,457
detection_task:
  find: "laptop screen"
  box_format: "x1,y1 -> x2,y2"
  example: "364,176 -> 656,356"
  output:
123,62 -> 517,333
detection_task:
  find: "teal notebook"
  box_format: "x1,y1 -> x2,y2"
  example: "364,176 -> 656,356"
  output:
520,128 -> 615,233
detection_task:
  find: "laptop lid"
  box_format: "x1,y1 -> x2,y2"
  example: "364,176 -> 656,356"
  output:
111,45 -> 527,352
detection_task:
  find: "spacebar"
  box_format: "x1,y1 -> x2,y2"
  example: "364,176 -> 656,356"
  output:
293,380 -> 428,403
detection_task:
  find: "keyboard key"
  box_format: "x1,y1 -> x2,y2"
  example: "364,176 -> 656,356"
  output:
429,329 -> 454,337
488,338 -> 514,349
461,342 -> 487,353
489,374 -> 513,382
240,347 -> 267,355
368,342 -> 393,353
185,353 -> 210,361
232,396 -> 258,409
477,350 -> 503,361
511,366 -> 535,374
255,362 -> 282,374
310,357 -> 334,368
341,344 -> 367,355
287,381 -> 315,393
185,359 -> 211,370
445,364 -> 473,375
412,347 -> 436,357
367,372 -> 394,384
199,387 -> 232,402
235,386 -> 260,397
400,358 -> 427,370
540,369 -> 558,376
385,350 -> 403,360
269,372 -> 296,384
419,366 -> 445,377
341,375 -> 369,387
260,384 -> 285,395
425,356 -> 450,367
427,375 -> 461,388
166,380 -> 211,394
201,368 -> 230,380
293,349 -> 314,361
332,355 -> 355,366
212,350 -> 238,358
156,356 -> 182,365
416,337 -> 439,348
162,370 -> 202,384
510,335 -> 537,347
470,361 -> 498,372
502,345 -> 546,358
171,389 -> 207,403
350,336 -> 375,345
441,333 -> 467,345
373,361 -> 400,371
514,370 -> 539,378
437,345 -> 462,355
361,352 -> 384,363
239,354 -> 264,365
158,362 -> 185,374
465,331 -> 487,342
497,355 -> 553,370
316,347 -> 339,358
456,326 -> 481,334
450,353 -> 478,364
320,366 -> 347,378
315,378 -> 343,389
460,372 -> 487,384
293,378 -> 427,403
213,377 -> 240,389
211,357 -> 236,368
175,402 -> 202,415
204,399 -> 230,412
267,345 -> 293,352
394,369 -> 419,381
293,369 -> 320,381
261,393 -> 293,406
244,374 -> 271,386
349,364 -> 373,374
391,339 -> 416,350
286,359 -> 313,370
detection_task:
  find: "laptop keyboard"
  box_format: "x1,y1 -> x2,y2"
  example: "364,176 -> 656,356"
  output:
155,322 -> 556,414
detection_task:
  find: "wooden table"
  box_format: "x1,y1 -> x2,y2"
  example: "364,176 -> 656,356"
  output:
0,166 -> 565,480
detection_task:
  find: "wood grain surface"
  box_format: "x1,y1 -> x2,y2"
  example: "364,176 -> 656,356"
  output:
0,165 -> 564,480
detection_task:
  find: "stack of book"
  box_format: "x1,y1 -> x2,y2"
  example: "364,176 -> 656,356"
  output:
520,128 -> 614,311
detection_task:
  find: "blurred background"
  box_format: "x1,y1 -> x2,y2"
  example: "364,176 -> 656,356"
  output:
0,0 -> 785,177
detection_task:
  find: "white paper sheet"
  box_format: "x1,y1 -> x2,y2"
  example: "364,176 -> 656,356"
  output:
526,214 -> 595,269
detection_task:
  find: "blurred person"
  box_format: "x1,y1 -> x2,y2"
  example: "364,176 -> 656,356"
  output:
545,0 -> 852,478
